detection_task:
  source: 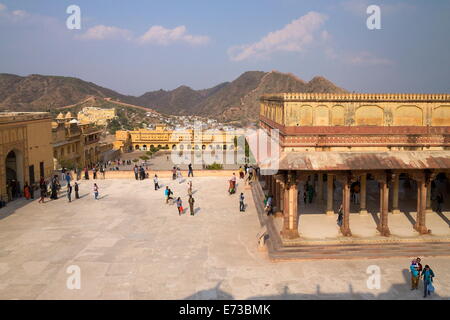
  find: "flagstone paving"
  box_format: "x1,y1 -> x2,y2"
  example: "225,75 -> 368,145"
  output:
0,177 -> 448,299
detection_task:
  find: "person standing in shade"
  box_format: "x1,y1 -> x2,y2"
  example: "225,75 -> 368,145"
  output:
153,174 -> 159,190
337,204 -> 343,227
176,197 -> 183,215
93,183 -> 99,200
239,192 -> 245,212
67,183 -> 72,202
188,195 -> 195,216
100,165 -> 105,179
84,167 -> 89,180
24,182 -> 31,200
74,182 -> 80,199
188,163 -> 194,177
187,181 -> 193,197
93,167 -> 97,180
421,265 -> 435,298
172,167 -> 177,180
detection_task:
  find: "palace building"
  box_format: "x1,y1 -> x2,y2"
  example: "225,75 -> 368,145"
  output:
257,93 -> 450,239
52,112 -> 104,169
115,124 -> 243,152
0,112 -> 54,201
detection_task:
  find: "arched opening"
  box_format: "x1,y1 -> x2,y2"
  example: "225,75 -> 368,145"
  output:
172,145 -> 177,150
135,145 -> 140,150
142,145 -> 147,151
5,149 -> 24,200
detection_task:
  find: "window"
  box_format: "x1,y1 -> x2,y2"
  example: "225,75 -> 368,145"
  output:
40,162 -> 44,178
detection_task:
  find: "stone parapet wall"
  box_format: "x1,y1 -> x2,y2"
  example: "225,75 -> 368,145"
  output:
76,169 -> 237,179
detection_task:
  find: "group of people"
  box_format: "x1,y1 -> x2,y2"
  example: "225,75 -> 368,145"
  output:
134,165 -> 148,180
410,257 -> 436,298
163,180 -> 196,216
172,166 -> 184,183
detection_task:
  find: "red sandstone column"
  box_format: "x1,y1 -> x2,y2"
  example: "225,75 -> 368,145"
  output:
377,173 -> 390,237
415,176 -> 428,234
281,172 -> 300,239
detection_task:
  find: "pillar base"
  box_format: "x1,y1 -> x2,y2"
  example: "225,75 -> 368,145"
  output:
392,209 -> 401,215
340,226 -> 352,237
377,225 -> 391,237
326,210 -> 335,216
425,208 -> 434,214
280,229 -> 300,239
414,224 -> 430,235
359,209 -> 368,216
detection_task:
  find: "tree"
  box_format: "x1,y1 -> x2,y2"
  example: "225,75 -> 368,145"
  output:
132,158 -> 139,163
139,155 -> 150,161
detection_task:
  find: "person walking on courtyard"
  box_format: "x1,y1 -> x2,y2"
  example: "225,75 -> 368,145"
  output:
187,181 -> 193,197
410,259 -> 420,290
93,167 -> 97,180
84,167 -> 89,180
93,183 -> 99,200
74,182 -> 80,199
436,192 -> 443,214
240,192 -> 245,212
354,183 -> 360,204
176,167 -> 182,183
188,195 -> 195,216
39,184 -> 46,203
100,166 -> 105,179
421,265 -> 435,298
239,166 -> 244,179
172,167 -> 177,180
61,167 -> 66,182
67,183 -> 72,202
24,182 -> 31,200
65,172 -> 71,186
188,163 -> 194,177
176,197 -> 183,215
229,173 -> 237,194
153,174 -> 159,190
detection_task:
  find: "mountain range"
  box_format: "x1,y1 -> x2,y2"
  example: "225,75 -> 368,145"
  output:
0,71 -> 348,124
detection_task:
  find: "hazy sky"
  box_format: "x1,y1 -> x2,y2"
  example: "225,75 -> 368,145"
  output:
0,0 -> 449,96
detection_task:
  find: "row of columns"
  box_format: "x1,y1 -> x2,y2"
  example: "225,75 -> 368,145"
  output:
262,170 -> 443,239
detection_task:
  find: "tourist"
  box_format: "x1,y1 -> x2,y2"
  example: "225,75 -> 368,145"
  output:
50,177 -> 58,200
187,181 -> 193,197
74,182 -> 80,199
100,166 -> 105,179
24,182 -> 31,200
153,174 -> 159,190
93,183 -> 99,200
176,167 -> 182,183
410,259 -> 420,290
265,195 -> 273,216
421,264 -> 435,298
38,184 -> 46,204
65,172 -> 71,185
188,195 -> 195,216
239,166 -> 244,179
172,167 -> 177,180
61,167 -> 66,182
188,163 -> 194,177
416,257 -> 423,275
93,167 -> 97,180
436,192 -> 443,214
240,192 -> 245,212
176,197 -> 183,215
337,204 -> 343,227
134,165 -> 139,180
354,183 -> 360,204
67,183 -> 72,202
229,173 -> 237,194
164,186 -> 170,204
84,167 -> 89,180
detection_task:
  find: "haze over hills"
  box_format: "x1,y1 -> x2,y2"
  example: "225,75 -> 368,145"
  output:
0,71 -> 348,124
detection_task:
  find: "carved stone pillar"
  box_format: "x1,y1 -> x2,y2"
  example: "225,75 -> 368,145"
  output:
326,173 -> 334,216
338,173 -> 352,237
375,172 -> 391,236
281,171 -> 300,239
425,182 -> 432,214
392,172 -> 400,215
359,173 -> 368,215
411,171 -> 429,234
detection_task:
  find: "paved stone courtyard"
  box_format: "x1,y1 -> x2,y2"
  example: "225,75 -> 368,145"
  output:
0,177 -> 449,299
